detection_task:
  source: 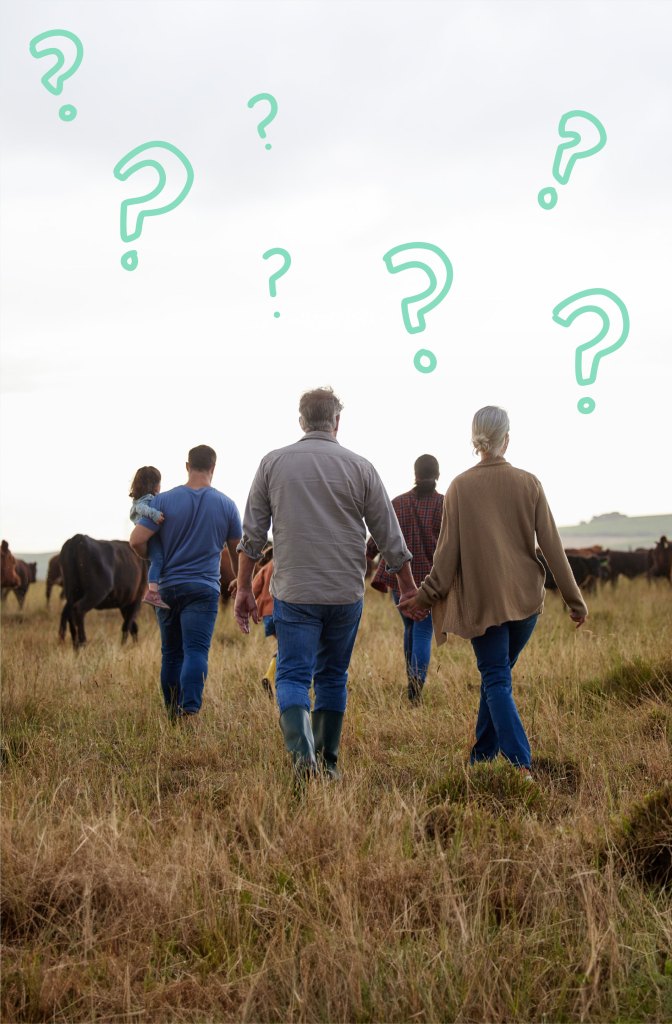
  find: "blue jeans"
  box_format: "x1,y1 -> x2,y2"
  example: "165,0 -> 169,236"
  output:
263,614 -> 276,638
147,534 -> 164,585
272,598 -> 363,714
392,591 -> 434,683
469,614 -> 538,768
155,582 -> 220,716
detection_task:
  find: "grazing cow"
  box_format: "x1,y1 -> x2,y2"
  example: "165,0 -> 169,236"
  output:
648,536 -> 672,582
46,554 -> 64,605
602,549 -> 651,586
59,534 -> 146,649
1,540 -> 20,591
537,551 -> 607,592
1,559 -> 37,609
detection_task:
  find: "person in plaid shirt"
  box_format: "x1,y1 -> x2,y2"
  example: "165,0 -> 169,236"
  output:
370,455 -> 443,704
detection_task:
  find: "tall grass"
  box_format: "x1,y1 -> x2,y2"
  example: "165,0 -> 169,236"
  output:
1,579 -> 671,1022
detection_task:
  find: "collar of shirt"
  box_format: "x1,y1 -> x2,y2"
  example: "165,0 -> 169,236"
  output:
298,431 -> 339,444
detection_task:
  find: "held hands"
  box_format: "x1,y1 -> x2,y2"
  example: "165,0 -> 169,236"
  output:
397,588 -> 430,621
234,587 -> 259,634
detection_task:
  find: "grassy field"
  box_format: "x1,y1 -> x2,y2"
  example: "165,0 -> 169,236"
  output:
1,579 -> 671,1023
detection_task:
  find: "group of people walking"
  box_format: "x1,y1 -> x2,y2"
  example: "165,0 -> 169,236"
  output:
129,388 -> 588,781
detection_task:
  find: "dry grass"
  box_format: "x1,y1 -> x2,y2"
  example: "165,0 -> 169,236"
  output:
1,579 -> 671,1022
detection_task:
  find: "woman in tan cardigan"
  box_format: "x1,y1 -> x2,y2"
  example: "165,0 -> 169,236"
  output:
399,406 -> 587,775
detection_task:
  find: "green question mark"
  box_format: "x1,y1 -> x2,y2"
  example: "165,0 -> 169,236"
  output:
538,110 -> 607,210
263,248 -> 291,317
382,242 -> 454,373
248,93 -> 278,150
552,287 -> 629,414
113,142 -> 194,271
29,29 -> 83,122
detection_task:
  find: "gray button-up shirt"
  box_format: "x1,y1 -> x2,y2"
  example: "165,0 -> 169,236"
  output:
239,431 -> 411,604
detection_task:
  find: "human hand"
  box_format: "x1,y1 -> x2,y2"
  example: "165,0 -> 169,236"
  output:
227,578 -> 238,597
570,611 -> 587,629
158,512 -> 165,524
398,590 -> 430,621
234,588 -> 259,634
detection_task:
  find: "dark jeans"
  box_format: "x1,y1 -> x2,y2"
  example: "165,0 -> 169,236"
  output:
272,598 -> 363,714
469,614 -> 538,768
156,581 -> 219,716
392,590 -> 434,682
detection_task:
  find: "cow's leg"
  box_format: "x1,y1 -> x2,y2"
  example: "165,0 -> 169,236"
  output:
120,603 -> 141,643
16,588 -> 26,610
59,604 -> 69,642
1,588 -> 8,604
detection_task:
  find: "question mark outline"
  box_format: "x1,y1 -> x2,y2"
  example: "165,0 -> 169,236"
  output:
552,287 -> 630,413
539,110 -> 607,209
382,242 -> 453,335
29,29 -> 83,95
113,142 -> 194,245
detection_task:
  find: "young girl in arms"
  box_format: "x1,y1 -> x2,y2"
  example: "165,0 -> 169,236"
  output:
129,466 -> 169,609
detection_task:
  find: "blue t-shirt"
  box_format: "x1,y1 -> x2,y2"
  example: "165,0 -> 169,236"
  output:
138,485 -> 242,591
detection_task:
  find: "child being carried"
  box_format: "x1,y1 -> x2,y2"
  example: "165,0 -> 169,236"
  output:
129,465 -> 170,610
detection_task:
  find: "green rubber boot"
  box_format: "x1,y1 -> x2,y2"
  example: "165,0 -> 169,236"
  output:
279,706 -> 317,778
312,709 -> 344,779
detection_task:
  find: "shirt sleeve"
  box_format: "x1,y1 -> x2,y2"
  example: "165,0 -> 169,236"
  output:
363,467 -> 411,574
416,482 -> 459,607
134,500 -> 163,524
534,479 -> 588,617
238,462 -> 272,561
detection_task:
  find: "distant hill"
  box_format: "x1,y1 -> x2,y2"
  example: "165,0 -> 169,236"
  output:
13,514 -> 671,579
558,513 -> 671,551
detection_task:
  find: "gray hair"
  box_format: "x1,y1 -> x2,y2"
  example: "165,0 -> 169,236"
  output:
299,386 -> 344,432
472,406 -> 510,456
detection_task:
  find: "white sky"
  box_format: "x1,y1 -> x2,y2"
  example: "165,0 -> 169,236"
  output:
1,0 -> 671,551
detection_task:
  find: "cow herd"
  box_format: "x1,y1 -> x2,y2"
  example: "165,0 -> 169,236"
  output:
1,534 -> 670,650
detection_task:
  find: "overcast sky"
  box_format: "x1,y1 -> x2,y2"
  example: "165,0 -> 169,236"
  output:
1,0 -> 670,551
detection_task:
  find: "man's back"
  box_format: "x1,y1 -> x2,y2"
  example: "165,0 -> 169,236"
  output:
241,431 -> 408,604
141,485 -> 241,590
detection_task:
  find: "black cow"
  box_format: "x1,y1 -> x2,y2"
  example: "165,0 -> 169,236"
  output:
1,559 -> 37,609
59,534 -> 146,649
537,551 -> 607,592
648,536 -> 672,583
603,549 -> 651,586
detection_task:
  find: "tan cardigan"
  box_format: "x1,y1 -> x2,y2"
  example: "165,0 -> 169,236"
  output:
415,458 -> 588,641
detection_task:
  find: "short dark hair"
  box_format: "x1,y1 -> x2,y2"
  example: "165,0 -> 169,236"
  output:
298,386 -> 344,432
188,445 -> 217,471
130,466 -> 161,500
414,454 -> 439,482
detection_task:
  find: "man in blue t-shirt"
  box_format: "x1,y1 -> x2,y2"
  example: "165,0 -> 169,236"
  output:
130,444 -> 242,719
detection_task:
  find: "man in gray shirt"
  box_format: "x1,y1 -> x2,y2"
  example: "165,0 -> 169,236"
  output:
234,386 -> 417,778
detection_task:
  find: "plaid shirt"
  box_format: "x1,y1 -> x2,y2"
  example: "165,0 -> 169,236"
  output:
371,487 -> 444,592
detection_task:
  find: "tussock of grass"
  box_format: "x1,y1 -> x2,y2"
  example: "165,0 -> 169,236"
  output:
1,579 -> 671,1021
608,783 -> 672,890
589,656 -> 672,704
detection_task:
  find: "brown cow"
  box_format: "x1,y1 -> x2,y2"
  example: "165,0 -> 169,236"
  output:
1,559 -> 37,609
648,536 -> 672,582
59,534 -> 146,648
1,540 -> 20,590
46,554 -> 64,605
